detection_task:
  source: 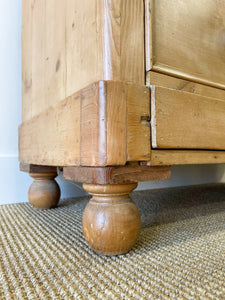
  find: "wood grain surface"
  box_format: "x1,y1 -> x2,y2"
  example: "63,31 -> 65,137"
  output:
28,172 -> 60,209
22,0 -> 144,121
19,81 -> 150,167
19,90 -> 81,166
63,165 -> 171,184
149,150 -> 225,166
20,163 -> 58,174
82,183 -> 141,255
127,84 -> 150,161
145,0 -> 225,90
151,86 -> 225,150
147,71 -> 225,100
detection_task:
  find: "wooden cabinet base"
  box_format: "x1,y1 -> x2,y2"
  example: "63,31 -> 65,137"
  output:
20,0 -> 225,256
82,183 -> 141,255
28,172 -> 61,209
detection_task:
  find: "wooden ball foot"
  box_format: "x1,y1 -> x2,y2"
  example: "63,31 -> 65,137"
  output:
28,172 -> 60,209
82,183 -> 141,255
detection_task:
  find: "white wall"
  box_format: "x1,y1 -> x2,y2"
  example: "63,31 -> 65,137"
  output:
0,0 -> 225,205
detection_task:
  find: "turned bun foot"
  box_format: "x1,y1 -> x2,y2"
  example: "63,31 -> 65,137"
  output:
82,183 -> 141,255
28,172 -> 60,209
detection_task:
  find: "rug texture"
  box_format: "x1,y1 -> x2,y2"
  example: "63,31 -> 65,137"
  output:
0,184 -> 225,299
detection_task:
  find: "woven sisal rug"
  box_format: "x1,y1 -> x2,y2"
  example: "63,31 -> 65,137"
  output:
0,184 -> 225,299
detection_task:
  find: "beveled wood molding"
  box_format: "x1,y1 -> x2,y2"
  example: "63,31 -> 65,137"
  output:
19,80 -> 150,167
63,165 -> 171,184
146,71 -> 225,100
151,66 -> 225,91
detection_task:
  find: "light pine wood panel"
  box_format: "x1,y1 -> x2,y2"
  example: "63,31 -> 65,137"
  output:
150,150 -> 225,165
21,0 -> 32,121
147,71 -> 225,100
80,81 -> 128,166
22,0 -> 66,121
66,0 -> 145,96
19,81 -> 150,167
106,82 -> 127,165
126,84 -> 150,161
22,0 -> 145,121
81,81 -> 150,166
19,92 -> 81,166
63,165 -> 171,184
80,82 -> 107,166
120,0 -> 145,83
45,0 -> 66,108
65,0 -> 104,98
146,0 -> 225,89
30,0 -> 46,118
151,86 -> 225,150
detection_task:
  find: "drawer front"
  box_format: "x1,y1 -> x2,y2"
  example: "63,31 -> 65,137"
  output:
146,0 -> 225,89
151,86 -> 225,150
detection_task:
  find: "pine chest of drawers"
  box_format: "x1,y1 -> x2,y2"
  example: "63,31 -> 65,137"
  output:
19,0 -> 225,255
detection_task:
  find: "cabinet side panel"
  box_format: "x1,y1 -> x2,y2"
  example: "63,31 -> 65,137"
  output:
45,1 -> 66,109
66,0 -> 104,97
22,0 -> 145,122
66,0 -> 145,97
22,0 -> 33,121
19,93 -> 81,166
22,0 -> 47,121
22,0 -> 67,121
30,0 -> 46,120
